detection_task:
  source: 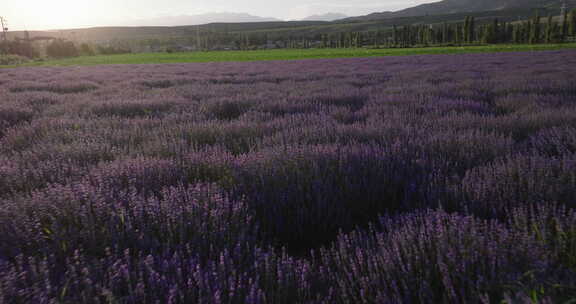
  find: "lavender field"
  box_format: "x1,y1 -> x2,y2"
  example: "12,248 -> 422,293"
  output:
0,50 -> 575,303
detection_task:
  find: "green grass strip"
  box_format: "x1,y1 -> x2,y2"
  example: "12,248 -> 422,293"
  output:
3,43 -> 576,68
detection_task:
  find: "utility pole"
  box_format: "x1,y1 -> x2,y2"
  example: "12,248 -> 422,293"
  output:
196,25 -> 200,51
0,16 -> 8,41
561,0 -> 568,21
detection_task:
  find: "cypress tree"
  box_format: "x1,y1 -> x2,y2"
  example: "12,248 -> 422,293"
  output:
493,18 -> 500,43
469,17 -> 476,43
562,10 -> 569,41
570,9 -> 576,37
393,25 -> 399,47
404,25 -> 410,47
455,24 -> 462,44
431,28 -> 437,44
546,15 -> 553,43
502,22 -> 510,43
419,25 -> 423,44
463,16 -> 470,43
553,20 -> 561,42
507,22 -> 514,42
419,26 -> 424,45
531,12 -> 541,44
530,20 -> 535,44
523,20 -> 532,42
420,25 -> 426,45
403,25 -> 410,47
481,25 -> 489,43
512,24 -> 520,43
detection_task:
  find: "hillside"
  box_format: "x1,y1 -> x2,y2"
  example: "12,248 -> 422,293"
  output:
125,12 -> 282,27
346,0 -> 576,21
5,21 -> 328,42
301,13 -> 348,22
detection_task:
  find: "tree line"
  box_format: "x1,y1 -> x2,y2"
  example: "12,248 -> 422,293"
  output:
296,10 -> 576,48
1,9 -> 576,60
181,9 -> 576,50
0,36 -> 131,61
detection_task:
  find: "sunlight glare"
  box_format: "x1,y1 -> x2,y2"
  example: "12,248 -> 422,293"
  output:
12,0 -> 114,29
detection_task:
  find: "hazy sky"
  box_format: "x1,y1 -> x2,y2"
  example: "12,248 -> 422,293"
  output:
4,0 -> 439,30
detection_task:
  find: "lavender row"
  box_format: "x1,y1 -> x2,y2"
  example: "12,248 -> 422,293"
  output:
2,206 -> 574,303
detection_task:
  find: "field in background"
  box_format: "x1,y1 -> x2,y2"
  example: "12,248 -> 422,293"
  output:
3,43 -> 576,67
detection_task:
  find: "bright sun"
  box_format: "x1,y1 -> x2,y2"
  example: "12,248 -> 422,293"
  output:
11,0 -> 108,30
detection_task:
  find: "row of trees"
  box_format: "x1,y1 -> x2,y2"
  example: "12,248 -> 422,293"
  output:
44,40 -> 131,57
0,39 -> 37,58
282,10 -> 576,49
204,10 -> 576,50
345,10 -> 576,48
0,38 -> 131,59
484,11 -> 576,44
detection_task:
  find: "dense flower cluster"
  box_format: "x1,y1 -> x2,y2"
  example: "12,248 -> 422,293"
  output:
1,50 -> 575,303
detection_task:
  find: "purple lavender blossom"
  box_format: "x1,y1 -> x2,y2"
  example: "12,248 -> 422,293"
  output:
1,49 -> 576,302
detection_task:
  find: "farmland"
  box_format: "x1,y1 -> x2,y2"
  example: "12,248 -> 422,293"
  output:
0,49 -> 576,302
3,43 -> 575,67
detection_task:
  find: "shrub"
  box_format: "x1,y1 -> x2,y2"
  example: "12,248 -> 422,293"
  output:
46,39 -> 79,58
0,54 -> 29,65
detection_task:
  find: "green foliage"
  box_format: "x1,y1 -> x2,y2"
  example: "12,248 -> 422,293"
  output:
0,40 -> 38,58
79,43 -> 95,56
546,16 -> 554,44
46,39 -> 79,58
570,9 -> 576,37
561,10 -> 569,41
0,54 -> 30,65
469,17 -> 476,42
96,45 -> 131,55
530,13 -> 542,44
482,20 -> 497,44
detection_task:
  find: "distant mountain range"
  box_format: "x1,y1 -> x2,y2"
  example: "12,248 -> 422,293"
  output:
301,13 -> 348,22
121,0 -> 575,27
345,0 -> 575,21
127,12 -> 282,27
126,12 -> 349,26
